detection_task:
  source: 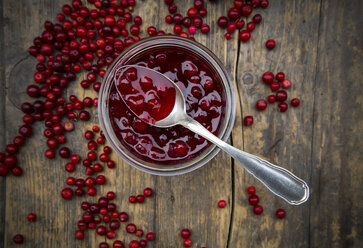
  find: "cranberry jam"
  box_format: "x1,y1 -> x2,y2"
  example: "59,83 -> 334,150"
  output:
115,66 -> 176,124
109,48 -> 226,165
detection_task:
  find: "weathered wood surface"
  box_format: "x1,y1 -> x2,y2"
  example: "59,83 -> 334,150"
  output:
0,0 -> 362,247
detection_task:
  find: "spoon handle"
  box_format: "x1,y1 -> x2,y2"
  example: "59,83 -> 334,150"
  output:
180,115 -> 309,205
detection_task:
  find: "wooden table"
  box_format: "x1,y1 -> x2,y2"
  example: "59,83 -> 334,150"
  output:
1,0 -> 362,247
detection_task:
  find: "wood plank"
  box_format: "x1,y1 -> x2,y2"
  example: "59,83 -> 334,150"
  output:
310,0 -> 363,247
229,0 -> 321,247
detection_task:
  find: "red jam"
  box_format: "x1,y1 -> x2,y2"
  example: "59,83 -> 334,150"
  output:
109,48 -> 226,165
115,66 -> 176,124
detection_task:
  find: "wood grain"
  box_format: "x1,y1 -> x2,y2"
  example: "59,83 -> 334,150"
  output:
0,0 -> 362,247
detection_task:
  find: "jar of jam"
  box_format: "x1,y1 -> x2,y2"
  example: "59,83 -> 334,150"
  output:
99,36 -> 236,175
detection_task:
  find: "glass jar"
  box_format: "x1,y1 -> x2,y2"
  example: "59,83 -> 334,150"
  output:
98,36 -> 236,176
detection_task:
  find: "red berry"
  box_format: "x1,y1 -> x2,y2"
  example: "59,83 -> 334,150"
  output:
266,39 -> 276,50
61,188 -> 73,200
13,234 -> 24,244
267,95 -> 276,103
253,205 -> 263,215
129,240 -> 139,248
217,16 -> 228,28
143,187 -> 153,197
291,98 -> 300,107
126,223 -> 137,233
75,230 -> 85,240
276,208 -> 286,219
278,102 -> 288,112
146,232 -> 155,241
27,213 -> 37,222
282,79 -> 291,89
248,195 -> 259,205
218,200 -> 227,208
256,99 -> 267,110
276,90 -> 288,102
239,30 -> 251,42
275,72 -> 285,81
136,194 -> 145,203
270,81 -> 280,91
262,72 -> 274,84
129,195 -> 136,203
243,116 -> 253,126
247,186 -> 256,195
180,228 -> 191,239
183,238 -> 192,247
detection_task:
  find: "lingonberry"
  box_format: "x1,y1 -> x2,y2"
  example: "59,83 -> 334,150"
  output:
119,212 -> 129,222
146,232 -> 155,241
241,4 -> 253,16
275,72 -> 285,81
248,195 -> 259,205
126,223 -> 137,233
282,79 -> 291,89
129,241 -> 139,248
228,7 -> 240,21
13,234 -> 24,244
136,194 -> 145,203
256,99 -> 267,110
247,186 -> 256,195
135,229 -> 143,237
61,188 -> 73,200
243,116 -> 253,126
291,98 -> 300,107
239,30 -> 251,42
276,208 -> 286,219
278,102 -> 288,112
262,72 -> 274,84
139,240 -> 147,247
276,90 -> 288,102
267,95 -> 276,103
252,14 -> 262,24
253,205 -> 263,215
99,242 -> 109,248
27,213 -> 37,222
113,240 -> 124,248
143,187 -> 153,197
266,39 -> 276,50
247,22 -> 256,31
217,16 -> 228,28
184,238 -> 192,247
270,81 -> 280,91
218,200 -> 227,208
75,230 -> 85,240
260,0 -> 269,8
106,230 -> 115,239
96,225 -> 107,235
180,228 -> 191,239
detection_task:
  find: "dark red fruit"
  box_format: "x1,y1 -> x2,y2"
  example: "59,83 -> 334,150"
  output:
27,213 -> 37,222
146,232 -> 155,241
256,99 -> 267,110
276,90 -> 288,102
217,16 -> 228,28
243,116 -> 253,126
13,234 -> 24,244
126,223 -> 136,233
253,205 -> 263,215
218,200 -> 226,208
180,228 -> 191,239
184,238 -> 192,247
278,102 -> 288,112
247,186 -> 256,195
291,98 -> 300,107
275,72 -> 285,81
248,195 -> 259,205
276,208 -> 286,219
61,188 -> 73,200
267,95 -> 276,103
143,187 -> 153,197
238,30 -> 251,42
266,39 -> 276,50
262,72 -> 274,84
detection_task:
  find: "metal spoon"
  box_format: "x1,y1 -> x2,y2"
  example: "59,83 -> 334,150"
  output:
115,65 -> 310,205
